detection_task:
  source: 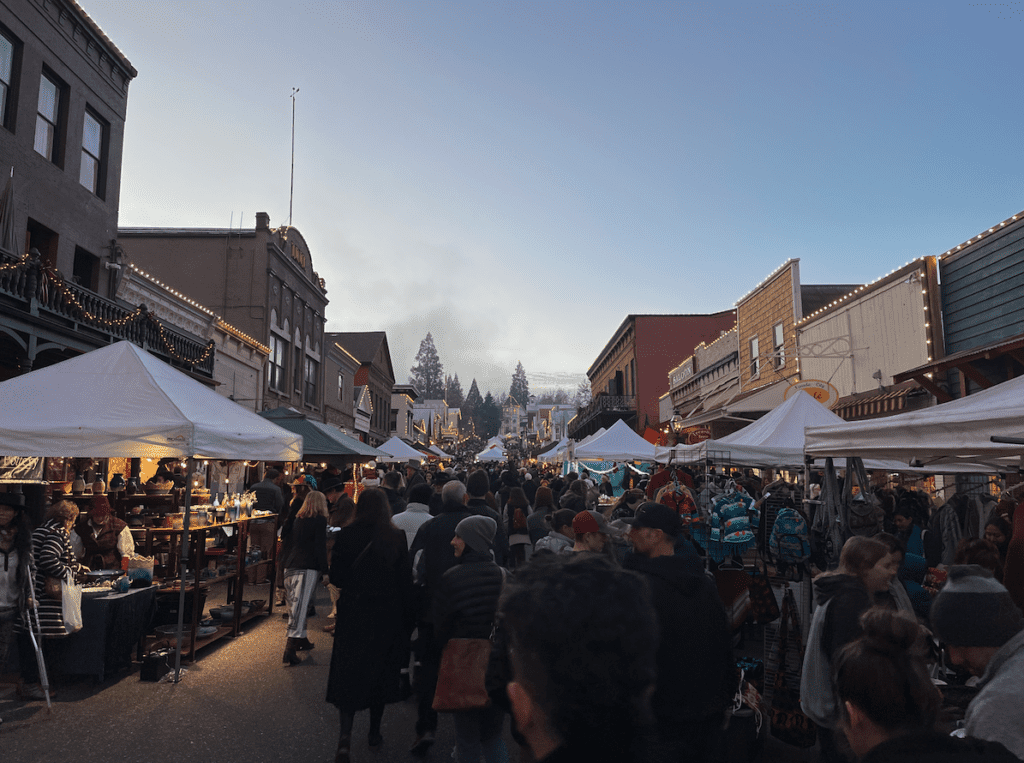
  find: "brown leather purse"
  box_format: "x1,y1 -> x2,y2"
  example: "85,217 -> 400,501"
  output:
45,576 -> 63,600
432,637 -> 493,711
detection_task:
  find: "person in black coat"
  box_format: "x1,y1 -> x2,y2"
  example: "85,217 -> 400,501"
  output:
465,470 -> 510,568
326,488 -> 414,762
280,490 -> 328,665
434,515 -> 508,763
408,479 -> 475,756
623,503 -> 733,763
381,470 -> 408,516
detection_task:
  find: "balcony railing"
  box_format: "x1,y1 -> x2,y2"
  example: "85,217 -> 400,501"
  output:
1,248 -> 214,376
568,394 -> 636,438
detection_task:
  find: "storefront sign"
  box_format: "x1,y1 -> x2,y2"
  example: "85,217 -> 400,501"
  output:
785,380 -> 839,407
0,456 -> 45,483
682,425 -> 712,444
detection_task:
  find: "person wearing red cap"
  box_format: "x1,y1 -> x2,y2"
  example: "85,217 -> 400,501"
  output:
73,480 -> 134,570
570,510 -> 613,554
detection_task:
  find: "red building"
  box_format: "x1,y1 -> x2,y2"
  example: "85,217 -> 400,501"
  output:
573,312 -> 736,438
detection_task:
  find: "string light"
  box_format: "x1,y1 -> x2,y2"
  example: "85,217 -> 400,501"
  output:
0,252 -> 31,273
940,209 -> 1023,259
796,257 -> 930,326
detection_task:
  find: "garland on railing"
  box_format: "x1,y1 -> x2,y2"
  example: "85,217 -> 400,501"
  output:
0,252 -> 31,272
41,265 -> 215,366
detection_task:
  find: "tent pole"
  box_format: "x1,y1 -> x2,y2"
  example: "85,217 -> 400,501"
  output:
172,456 -> 195,683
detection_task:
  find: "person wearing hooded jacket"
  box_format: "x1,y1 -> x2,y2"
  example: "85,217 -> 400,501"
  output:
811,536 -> 898,761
622,503 -> 732,763
434,515 -> 508,763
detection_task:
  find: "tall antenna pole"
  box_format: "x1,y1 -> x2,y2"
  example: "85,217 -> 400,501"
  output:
289,87 -> 299,227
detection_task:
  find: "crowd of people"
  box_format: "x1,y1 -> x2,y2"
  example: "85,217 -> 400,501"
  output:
2,456 -> 1023,763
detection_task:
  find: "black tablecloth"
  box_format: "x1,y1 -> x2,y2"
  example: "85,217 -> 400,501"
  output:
48,585 -> 157,680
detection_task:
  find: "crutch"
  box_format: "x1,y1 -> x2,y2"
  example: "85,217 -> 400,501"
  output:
25,575 -> 53,711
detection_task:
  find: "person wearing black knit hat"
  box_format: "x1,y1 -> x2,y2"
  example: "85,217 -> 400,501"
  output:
931,564 -> 1024,759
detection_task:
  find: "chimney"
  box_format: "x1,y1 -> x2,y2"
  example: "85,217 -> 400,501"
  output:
255,212 -> 270,231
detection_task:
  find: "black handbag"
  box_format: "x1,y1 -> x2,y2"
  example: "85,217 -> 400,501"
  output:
769,590 -> 817,749
747,557 -> 780,624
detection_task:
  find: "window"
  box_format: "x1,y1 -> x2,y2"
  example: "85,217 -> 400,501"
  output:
34,71 -> 65,164
72,247 -> 98,291
268,335 -> 285,391
773,323 -> 785,369
338,372 -> 345,402
80,109 -> 107,197
293,347 -> 302,392
304,356 -> 318,404
749,337 -> 760,378
1,29 -> 16,129
390,409 -> 398,433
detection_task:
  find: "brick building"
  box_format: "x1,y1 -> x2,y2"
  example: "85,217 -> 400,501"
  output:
572,312 -> 736,439
326,331 -> 395,447
1,0 -> 213,379
119,213 -> 329,413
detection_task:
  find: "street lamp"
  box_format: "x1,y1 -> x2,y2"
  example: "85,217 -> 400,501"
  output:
670,413 -> 685,445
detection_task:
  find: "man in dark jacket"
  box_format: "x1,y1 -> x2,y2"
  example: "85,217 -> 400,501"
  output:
623,503 -> 733,763
381,470 -> 407,516
405,459 -> 428,500
465,469 -> 510,567
408,479 -> 474,755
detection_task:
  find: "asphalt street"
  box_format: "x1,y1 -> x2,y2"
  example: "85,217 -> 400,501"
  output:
1,585 -> 510,763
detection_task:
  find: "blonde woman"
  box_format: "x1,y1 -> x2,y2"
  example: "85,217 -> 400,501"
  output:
280,490 -> 328,666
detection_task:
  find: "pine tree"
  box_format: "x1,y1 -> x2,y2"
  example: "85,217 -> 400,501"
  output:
481,392 -> 502,438
463,378 -> 483,433
446,373 -> 464,408
574,380 -> 592,410
409,332 -> 444,399
509,361 -> 530,408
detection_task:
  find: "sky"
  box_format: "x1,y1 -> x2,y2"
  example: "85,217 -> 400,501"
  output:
86,0 -> 1024,398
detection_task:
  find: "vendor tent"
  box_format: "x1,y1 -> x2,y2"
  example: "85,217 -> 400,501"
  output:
0,341 -> 302,460
804,375 -> 1024,471
476,446 -> 506,462
0,341 -> 303,683
575,419 -> 656,462
259,407 -> 385,461
485,436 -> 505,449
378,436 -> 427,463
429,444 -> 452,459
656,390 -> 840,468
537,437 -> 569,463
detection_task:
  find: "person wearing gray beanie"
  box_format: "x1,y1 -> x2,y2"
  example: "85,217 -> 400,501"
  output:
931,564 -> 1024,759
453,515 -> 497,555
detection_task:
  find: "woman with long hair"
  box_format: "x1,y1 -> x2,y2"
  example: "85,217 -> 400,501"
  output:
527,486 -> 556,546
326,488 -> 414,762
505,487 -> 532,568
280,490 -> 328,665
835,608 -> 1018,761
810,536 -> 898,761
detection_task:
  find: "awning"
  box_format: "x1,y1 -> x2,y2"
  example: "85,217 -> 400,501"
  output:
258,407 -> 384,461
894,331 -> 1024,403
832,381 -> 920,421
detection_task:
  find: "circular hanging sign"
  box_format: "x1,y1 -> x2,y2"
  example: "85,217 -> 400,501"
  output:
785,379 -> 840,407
682,426 -> 712,445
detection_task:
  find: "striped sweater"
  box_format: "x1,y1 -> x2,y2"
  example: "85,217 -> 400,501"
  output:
31,519 -> 82,637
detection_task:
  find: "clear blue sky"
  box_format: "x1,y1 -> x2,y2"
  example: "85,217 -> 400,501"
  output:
88,0 -> 1024,398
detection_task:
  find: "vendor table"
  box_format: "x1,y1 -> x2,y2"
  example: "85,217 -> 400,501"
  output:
48,585 -> 157,681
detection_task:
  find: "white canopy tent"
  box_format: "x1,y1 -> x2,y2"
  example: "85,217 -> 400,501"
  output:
476,446 -> 506,462
428,444 -> 452,459
538,437 -> 570,464
656,391 -> 842,468
0,341 -> 302,460
573,427 -> 606,449
485,436 -> 505,449
805,375 -> 1024,472
574,419 -> 656,462
0,341 -> 303,683
378,436 -> 427,463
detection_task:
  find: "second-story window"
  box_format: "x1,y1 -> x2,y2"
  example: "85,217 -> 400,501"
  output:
304,356 -> 318,404
1,31 -> 15,129
80,109 -> 107,197
749,336 -> 760,379
269,335 -> 286,392
338,372 -> 345,402
34,71 -> 64,164
773,323 -> 786,369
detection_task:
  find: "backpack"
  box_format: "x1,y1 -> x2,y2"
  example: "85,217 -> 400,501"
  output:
512,507 -> 528,531
769,508 -> 811,565
844,458 -> 883,538
800,598 -> 838,728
